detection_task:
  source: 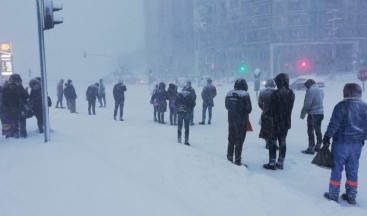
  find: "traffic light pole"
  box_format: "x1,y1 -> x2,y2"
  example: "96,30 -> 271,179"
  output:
36,0 -> 51,142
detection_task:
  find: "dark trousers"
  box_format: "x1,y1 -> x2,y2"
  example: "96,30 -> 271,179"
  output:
201,104 -> 212,123
169,107 -> 177,125
268,129 -> 288,165
178,112 -> 191,140
56,94 -> 63,108
153,105 -> 158,121
88,99 -> 96,115
189,108 -> 194,124
99,94 -> 106,107
69,99 -> 76,113
114,100 -> 125,118
227,121 -> 247,163
35,113 -> 44,133
11,116 -> 27,138
307,114 -> 324,150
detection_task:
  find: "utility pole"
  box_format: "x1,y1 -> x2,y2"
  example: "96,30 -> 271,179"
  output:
327,9 -> 342,76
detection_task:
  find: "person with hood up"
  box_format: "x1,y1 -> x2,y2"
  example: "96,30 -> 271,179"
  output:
323,83 -> 367,205
28,78 -> 45,133
225,78 -> 252,166
150,82 -> 168,124
98,78 -> 106,108
263,73 -> 295,170
86,82 -> 99,115
300,79 -> 324,154
55,79 -> 64,108
1,74 -> 29,138
63,79 -> 78,113
175,85 -> 196,145
199,78 -> 217,125
258,79 -> 276,149
167,83 -> 178,125
113,79 -> 127,121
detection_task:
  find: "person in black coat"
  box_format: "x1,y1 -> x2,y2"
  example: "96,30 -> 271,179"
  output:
199,78 -> 217,125
167,83 -> 178,125
185,81 -> 196,126
175,86 -> 195,145
225,78 -> 252,165
151,82 -> 168,124
2,74 -> 29,138
113,80 -> 127,121
64,79 -> 78,113
263,73 -> 295,170
86,83 -> 99,115
28,78 -> 44,133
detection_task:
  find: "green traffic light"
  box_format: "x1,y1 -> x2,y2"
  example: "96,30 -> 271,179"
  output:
240,65 -> 247,73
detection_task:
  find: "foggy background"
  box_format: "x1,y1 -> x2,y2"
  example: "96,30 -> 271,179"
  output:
0,0 -> 144,85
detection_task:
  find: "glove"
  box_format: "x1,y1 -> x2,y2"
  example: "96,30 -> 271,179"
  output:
322,136 -> 331,147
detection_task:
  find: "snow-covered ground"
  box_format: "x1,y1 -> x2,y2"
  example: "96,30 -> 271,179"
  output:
0,76 -> 366,216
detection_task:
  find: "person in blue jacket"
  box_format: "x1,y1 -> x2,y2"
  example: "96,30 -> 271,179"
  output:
323,83 -> 367,205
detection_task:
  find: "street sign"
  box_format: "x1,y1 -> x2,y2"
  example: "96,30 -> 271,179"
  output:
0,42 -> 13,76
358,68 -> 367,82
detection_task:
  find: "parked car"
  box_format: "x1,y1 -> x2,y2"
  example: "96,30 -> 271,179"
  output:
289,75 -> 325,90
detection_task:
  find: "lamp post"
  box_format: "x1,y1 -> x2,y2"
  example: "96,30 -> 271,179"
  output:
83,51 -> 119,82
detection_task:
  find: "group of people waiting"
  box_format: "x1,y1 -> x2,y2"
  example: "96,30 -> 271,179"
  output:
0,74 -> 51,138
230,72 -> 366,205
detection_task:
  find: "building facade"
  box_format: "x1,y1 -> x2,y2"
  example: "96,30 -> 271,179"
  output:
144,0 -> 367,80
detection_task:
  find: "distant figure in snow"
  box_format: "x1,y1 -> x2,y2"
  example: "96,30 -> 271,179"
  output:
86,82 -> 99,115
113,79 -> 127,121
64,79 -> 78,113
98,78 -> 106,108
198,78 -> 217,125
167,83 -> 178,125
55,79 -> 64,108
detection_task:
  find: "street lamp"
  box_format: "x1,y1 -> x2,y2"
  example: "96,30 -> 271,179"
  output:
83,50 -> 119,82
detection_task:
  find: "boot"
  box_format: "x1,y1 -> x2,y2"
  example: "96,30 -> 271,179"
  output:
198,121 -> 205,125
178,137 -> 182,143
184,138 -> 190,146
324,192 -> 338,202
301,147 -> 315,155
263,163 -> 276,170
341,193 -> 356,205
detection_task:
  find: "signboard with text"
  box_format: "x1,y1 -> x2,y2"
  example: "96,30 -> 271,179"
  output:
0,42 -> 13,76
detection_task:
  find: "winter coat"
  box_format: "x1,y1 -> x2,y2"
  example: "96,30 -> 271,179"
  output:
269,73 -> 295,132
258,87 -> 275,116
225,89 -> 252,124
99,83 -> 106,96
86,84 -> 99,101
64,83 -> 77,100
300,84 -> 324,119
176,90 -> 195,113
201,84 -> 217,107
57,80 -> 64,97
186,86 -> 196,108
167,87 -> 178,109
28,79 -> 43,116
2,81 -> 29,117
151,88 -> 168,112
325,98 -> 367,145
113,83 -> 127,101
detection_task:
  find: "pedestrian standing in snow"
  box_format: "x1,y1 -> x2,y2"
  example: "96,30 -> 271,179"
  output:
150,84 -> 159,122
258,79 -> 276,149
225,78 -> 252,166
64,79 -> 78,113
176,86 -> 195,145
199,78 -> 216,125
300,79 -> 324,154
185,81 -> 196,126
86,83 -> 99,115
150,82 -> 168,124
263,73 -> 295,170
98,78 -> 106,107
167,83 -> 178,125
55,79 -> 64,108
113,79 -> 127,121
28,78 -> 44,133
323,83 -> 367,205
254,69 -> 261,101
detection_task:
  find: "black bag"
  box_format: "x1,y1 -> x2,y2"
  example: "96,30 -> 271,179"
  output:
259,115 -> 273,140
311,145 -> 334,169
19,102 -> 33,119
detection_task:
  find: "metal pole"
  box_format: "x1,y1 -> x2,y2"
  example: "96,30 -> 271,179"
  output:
36,0 -> 50,142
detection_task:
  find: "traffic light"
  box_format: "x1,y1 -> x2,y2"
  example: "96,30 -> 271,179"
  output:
43,1 -> 63,30
297,59 -> 310,72
239,64 -> 248,73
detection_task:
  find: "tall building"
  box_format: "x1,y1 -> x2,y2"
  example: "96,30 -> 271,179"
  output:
144,0 -> 367,79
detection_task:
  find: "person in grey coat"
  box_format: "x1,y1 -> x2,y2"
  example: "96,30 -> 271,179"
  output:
98,78 -> 106,108
199,78 -> 217,125
258,79 -> 276,149
300,79 -> 324,154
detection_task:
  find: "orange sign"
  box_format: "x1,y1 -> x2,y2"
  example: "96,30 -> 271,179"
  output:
0,42 -> 11,53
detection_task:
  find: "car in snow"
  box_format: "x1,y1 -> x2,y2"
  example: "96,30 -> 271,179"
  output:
289,75 -> 325,90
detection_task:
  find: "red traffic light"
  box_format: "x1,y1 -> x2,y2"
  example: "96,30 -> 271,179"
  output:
297,59 -> 311,72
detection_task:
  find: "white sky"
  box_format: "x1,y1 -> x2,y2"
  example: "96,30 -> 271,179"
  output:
0,0 -> 144,84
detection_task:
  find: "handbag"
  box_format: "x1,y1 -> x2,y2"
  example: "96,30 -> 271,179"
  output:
311,145 -> 334,169
246,114 -> 253,132
259,114 -> 273,140
19,102 -> 34,119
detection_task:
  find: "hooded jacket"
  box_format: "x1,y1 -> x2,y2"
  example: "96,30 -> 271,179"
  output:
270,73 -> 295,131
